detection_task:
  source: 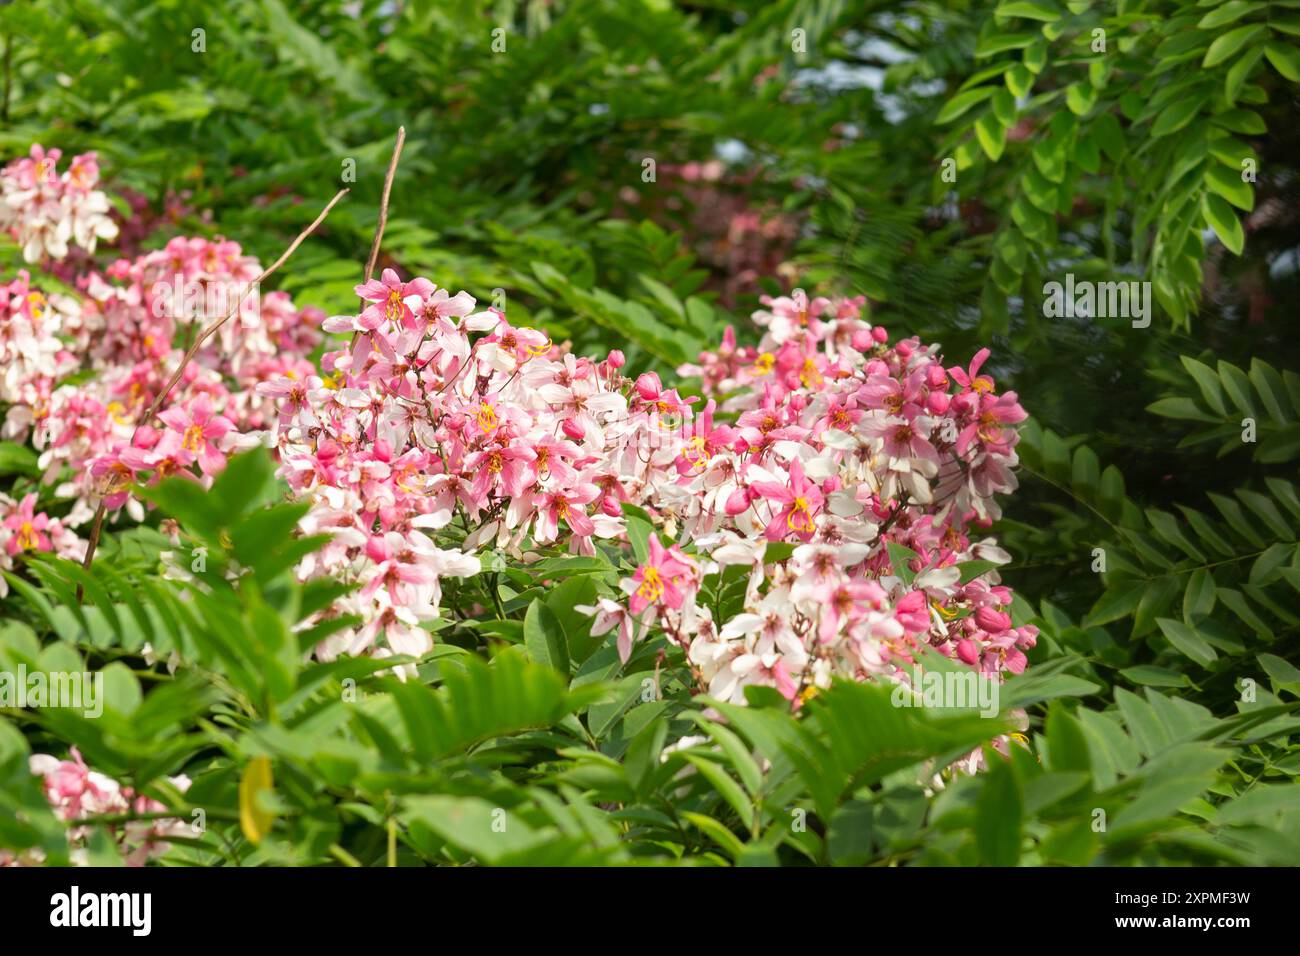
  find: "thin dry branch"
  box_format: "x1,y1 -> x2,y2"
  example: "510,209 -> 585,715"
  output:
351,126 -> 406,349
363,126 -> 405,286
77,187 -> 350,589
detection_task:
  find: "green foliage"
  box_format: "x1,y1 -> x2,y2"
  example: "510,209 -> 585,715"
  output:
1,0 -> 1297,866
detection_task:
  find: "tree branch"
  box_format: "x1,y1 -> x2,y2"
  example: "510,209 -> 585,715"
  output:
77,187 -> 350,592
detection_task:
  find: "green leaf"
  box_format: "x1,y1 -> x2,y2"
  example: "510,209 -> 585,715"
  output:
975,112 -> 1007,161
975,760 -> 1022,865
1258,653 -> 1300,695
937,87 -> 997,124
1225,45 -> 1265,103
682,753 -> 754,830
1120,665 -> 1193,688
886,542 -> 921,587
1264,40 -> 1300,80
1151,98 -> 1201,138
1197,1 -> 1266,30
976,33 -> 1038,58
1183,568 -> 1217,624
1006,64 -> 1035,98
1065,82 -> 1097,116
1206,161 -> 1254,211
1180,356 -> 1228,415
827,800 -> 875,866
1045,703 -> 1090,773
0,441 -> 39,477
524,599 -> 570,675
1156,618 -> 1218,667
996,0 -> 1062,21
1202,193 -> 1245,254
1202,24 -> 1267,68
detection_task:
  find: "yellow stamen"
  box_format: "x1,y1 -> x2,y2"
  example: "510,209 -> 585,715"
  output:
799,358 -> 822,388
932,599 -> 960,620
636,566 -> 665,603
977,412 -> 1003,443
786,498 -> 816,534
477,402 -> 498,433
16,521 -> 39,550
182,423 -> 205,453
106,401 -> 132,426
752,352 -> 775,375
683,435 -> 709,468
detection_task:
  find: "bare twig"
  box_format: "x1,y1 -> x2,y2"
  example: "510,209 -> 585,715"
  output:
77,188 -> 350,591
2,36 -> 11,123
351,126 -> 406,349
363,126 -> 405,286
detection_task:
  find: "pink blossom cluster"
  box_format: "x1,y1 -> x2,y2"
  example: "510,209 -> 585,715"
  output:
0,145 -> 328,604
0,492 -> 85,597
1,237 -> 321,517
586,290 -> 1037,705
0,748 -> 190,867
0,142 -> 1035,716
258,265 -> 1033,705
0,145 -> 119,263
262,268 -> 642,671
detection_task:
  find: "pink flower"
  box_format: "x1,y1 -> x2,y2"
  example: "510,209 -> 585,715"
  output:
157,394 -> 235,475
949,347 -> 994,393
627,536 -> 692,615
535,484 -> 600,543
577,597 -> 639,663
4,493 -> 52,555
751,458 -> 824,541
354,268 -> 430,330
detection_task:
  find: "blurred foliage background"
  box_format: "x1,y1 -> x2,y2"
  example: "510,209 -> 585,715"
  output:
1,0 -> 1298,865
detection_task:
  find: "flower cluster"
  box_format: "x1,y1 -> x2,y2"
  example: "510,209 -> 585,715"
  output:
0,142 -> 1033,719
263,268 -> 642,672
0,144 -> 329,611
618,290 -> 1036,704
0,748 -> 190,867
0,145 -> 118,263
260,264 -> 1032,706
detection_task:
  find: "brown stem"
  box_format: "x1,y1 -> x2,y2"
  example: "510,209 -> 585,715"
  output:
350,126 -> 406,350
77,188 -> 350,593
2,36 -> 11,124
363,126 -> 405,286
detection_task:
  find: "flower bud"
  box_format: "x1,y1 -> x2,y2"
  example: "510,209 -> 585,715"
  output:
725,486 -> 751,516
634,372 -> 661,400
562,418 -> 585,440
975,606 -> 1012,633
956,638 -> 980,665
